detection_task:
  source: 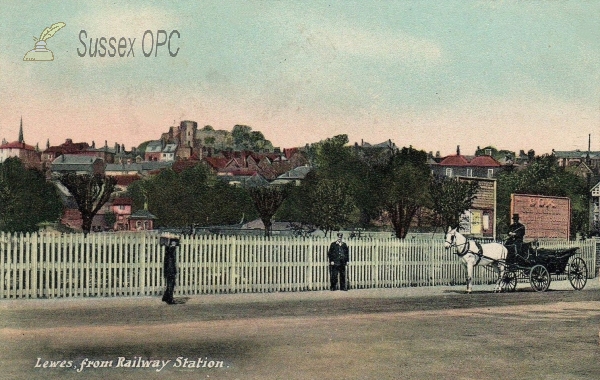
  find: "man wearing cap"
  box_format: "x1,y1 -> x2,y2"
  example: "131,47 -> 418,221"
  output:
506,214 -> 526,258
328,233 -> 350,291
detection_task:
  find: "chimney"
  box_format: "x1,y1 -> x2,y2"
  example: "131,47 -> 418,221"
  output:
587,134 -> 591,164
18,116 -> 24,143
456,145 -> 460,156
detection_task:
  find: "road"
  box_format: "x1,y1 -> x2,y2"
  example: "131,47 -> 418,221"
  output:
0,280 -> 599,379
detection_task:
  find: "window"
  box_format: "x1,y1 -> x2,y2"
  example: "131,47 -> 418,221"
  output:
445,168 -> 453,177
466,168 -> 473,177
487,169 -> 494,178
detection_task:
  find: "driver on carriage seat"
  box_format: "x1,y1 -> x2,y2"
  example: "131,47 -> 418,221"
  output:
506,213 -> 526,260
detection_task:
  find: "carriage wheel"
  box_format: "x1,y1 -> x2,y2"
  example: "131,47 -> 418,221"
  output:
501,271 -> 517,292
529,265 -> 550,292
567,257 -> 587,290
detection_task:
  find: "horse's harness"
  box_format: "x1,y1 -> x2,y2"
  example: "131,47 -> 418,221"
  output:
447,233 -> 485,266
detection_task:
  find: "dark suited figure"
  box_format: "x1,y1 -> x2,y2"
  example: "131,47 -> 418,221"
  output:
328,233 -> 349,291
162,240 -> 178,304
506,213 -> 526,258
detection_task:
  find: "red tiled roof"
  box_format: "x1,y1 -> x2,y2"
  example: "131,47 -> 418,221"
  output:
172,159 -> 200,173
439,154 -> 501,167
469,156 -> 501,167
115,174 -> 141,186
203,156 -> 229,170
283,148 -> 299,159
439,155 -> 470,166
0,141 -> 36,151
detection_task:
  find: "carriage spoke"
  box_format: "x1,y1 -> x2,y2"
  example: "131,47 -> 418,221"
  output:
501,271 -> 517,292
567,257 -> 587,291
529,265 -> 550,292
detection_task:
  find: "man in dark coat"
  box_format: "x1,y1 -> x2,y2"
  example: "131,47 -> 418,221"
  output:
162,239 -> 178,304
506,213 -> 526,258
328,233 -> 350,291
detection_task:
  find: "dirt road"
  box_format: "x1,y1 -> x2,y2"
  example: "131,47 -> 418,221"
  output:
1,281 -> 599,379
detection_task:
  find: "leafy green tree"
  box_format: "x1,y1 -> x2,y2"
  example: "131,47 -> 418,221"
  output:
58,173 -> 116,234
247,185 -> 291,236
305,178 -> 359,237
308,134 -> 377,227
429,176 -> 480,231
127,164 -> 256,228
0,158 -> 62,232
231,125 -> 273,151
373,147 -> 432,239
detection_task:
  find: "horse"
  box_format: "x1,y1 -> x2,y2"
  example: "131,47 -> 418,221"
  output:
444,227 -> 509,293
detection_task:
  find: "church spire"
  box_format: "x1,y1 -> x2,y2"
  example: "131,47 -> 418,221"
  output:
18,116 -> 24,143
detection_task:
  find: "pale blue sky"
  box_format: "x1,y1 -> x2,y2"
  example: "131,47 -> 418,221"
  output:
0,1 -> 598,156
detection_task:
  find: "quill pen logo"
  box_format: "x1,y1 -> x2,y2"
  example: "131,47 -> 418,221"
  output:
23,22 -> 66,61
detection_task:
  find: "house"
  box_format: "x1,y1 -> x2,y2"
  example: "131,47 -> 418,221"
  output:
105,163 -> 143,176
161,143 -> 178,162
54,181 -> 82,230
553,148 -> 600,174
80,140 -> 116,164
432,146 -> 503,179
111,197 -> 133,231
50,154 -> 105,177
271,165 -> 312,186
591,181 -> 600,235
218,170 -> 269,187
128,209 -> 157,231
41,139 -> 90,169
144,140 -> 163,161
113,174 -> 142,194
0,118 -> 41,170
201,149 -> 309,184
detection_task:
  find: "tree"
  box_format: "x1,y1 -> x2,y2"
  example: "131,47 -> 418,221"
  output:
231,124 -> 273,151
374,147 -> 431,239
127,165 -> 256,229
306,178 -> 359,237
59,173 -> 117,233
429,176 -> 480,231
308,134 -> 377,227
0,158 -> 62,232
247,185 -> 291,237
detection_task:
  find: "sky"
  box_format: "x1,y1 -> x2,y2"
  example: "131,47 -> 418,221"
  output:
0,1 -> 599,157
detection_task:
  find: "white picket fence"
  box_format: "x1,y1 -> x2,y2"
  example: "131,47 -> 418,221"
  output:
0,232 -> 596,299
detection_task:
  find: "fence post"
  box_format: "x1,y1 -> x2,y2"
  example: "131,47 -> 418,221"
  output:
230,235 -> 237,293
307,237 -> 313,291
373,239 -> 380,288
139,233 -> 147,296
0,232 -> 4,299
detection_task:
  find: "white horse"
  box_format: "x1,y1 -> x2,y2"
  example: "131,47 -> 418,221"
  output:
444,227 -> 509,293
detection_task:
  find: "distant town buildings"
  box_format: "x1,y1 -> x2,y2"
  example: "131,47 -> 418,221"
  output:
2,118 -> 600,233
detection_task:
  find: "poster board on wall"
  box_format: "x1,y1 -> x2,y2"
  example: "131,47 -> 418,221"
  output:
458,177 -> 496,239
510,194 -> 571,239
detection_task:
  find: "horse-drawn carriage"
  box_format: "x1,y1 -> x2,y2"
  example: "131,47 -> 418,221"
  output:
500,242 -> 588,292
444,227 -> 588,293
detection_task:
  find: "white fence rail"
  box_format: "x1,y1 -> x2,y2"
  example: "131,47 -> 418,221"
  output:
0,232 -> 596,299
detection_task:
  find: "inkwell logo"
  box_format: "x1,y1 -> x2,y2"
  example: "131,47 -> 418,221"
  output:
23,22 -> 66,61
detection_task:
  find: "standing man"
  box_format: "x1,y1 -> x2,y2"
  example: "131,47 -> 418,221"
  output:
162,239 -> 178,305
328,232 -> 350,291
506,213 -> 526,257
